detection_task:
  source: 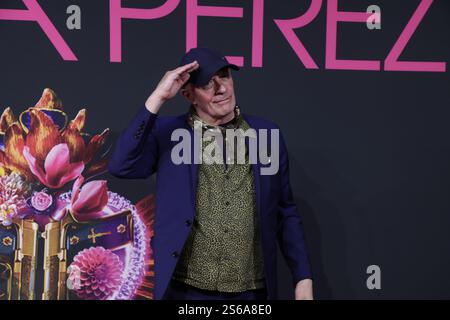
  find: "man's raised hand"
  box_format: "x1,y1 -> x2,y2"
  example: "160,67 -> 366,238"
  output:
145,61 -> 199,113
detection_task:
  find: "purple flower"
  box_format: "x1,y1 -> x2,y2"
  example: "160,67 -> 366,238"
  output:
30,191 -> 53,212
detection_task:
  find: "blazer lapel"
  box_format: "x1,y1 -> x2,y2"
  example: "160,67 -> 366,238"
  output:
251,155 -> 262,220
189,142 -> 199,207
243,115 -> 263,221
184,115 -> 199,208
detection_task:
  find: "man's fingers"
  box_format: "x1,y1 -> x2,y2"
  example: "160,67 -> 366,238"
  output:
173,61 -> 199,75
179,63 -> 199,75
179,72 -> 190,84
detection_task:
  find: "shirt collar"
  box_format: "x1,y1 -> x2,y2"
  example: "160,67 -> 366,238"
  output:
187,105 -> 243,131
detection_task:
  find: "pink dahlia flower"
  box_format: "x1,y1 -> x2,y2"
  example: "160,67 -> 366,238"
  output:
68,247 -> 123,300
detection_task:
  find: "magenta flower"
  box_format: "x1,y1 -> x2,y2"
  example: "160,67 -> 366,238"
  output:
70,175 -> 108,221
23,143 -> 84,189
68,247 -> 123,300
31,191 -> 53,211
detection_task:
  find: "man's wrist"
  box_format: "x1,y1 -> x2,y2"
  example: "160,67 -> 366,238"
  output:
145,94 -> 164,114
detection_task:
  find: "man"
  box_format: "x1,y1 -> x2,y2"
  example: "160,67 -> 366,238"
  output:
108,47 -> 313,300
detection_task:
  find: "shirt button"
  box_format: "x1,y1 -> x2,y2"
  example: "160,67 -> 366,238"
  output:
224,228 -> 228,233
225,201 -> 230,206
172,251 -> 179,258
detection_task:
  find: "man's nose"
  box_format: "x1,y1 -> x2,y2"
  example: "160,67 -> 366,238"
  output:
213,77 -> 226,93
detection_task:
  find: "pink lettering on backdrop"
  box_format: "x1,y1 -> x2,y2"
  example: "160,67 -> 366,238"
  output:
110,0 -> 180,63
0,0 -> 77,61
385,0 -> 446,72
274,0 -> 322,69
186,0 -> 244,67
326,0 -> 380,71
252,0 -> 264,67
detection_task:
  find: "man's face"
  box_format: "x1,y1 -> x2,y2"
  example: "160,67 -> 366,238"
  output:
183,67 -> 236,124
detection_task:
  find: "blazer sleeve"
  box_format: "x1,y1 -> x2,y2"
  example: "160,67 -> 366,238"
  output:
276,130 -> 313,286
108,106 -> 159,179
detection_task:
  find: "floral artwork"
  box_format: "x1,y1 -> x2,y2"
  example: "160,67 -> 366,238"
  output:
0,89 -> 154,300
68,246 -> 124,300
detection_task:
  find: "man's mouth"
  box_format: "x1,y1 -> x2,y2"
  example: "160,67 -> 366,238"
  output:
214,97 -> 230,104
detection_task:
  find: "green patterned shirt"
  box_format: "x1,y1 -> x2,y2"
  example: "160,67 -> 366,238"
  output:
172,107 -> 266,292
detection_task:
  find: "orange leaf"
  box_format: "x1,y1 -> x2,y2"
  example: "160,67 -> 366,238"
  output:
84,128 -> 110,164
69,109 -> 86,132
62,125 -> 86,163
83,158 -> 109,178
4,123 -> 32,178
25,109 -> 61,165
34,88 -> 63,110
0,107 -> 16,133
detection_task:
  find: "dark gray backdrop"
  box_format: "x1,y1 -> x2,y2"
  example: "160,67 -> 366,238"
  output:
1,0 -> 449,299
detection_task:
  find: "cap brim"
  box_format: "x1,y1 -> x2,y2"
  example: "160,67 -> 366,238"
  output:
192,60 -> 239,86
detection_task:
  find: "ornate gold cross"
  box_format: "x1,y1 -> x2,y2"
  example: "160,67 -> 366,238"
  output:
87,228 -> 111,244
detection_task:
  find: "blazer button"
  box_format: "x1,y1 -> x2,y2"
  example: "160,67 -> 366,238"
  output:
185,220 -> 192,227
172,251 -> 179,258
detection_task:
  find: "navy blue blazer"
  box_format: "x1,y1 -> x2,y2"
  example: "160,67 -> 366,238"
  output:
108,106 -> 313,300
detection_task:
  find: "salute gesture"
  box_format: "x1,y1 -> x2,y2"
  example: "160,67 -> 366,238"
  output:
145,61 -> 199,114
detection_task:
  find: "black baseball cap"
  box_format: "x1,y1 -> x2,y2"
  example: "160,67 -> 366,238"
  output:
179,47 -> 239,86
